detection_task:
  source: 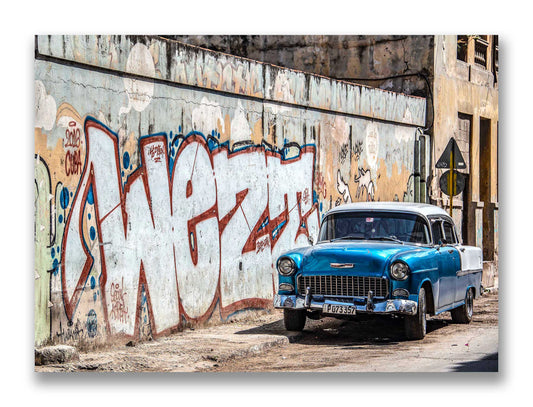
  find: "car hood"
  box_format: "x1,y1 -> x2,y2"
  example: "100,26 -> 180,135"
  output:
298,241 -> 422,277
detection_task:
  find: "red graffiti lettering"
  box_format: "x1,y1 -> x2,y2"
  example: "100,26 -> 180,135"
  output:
110,278 -> 129,323
64,122 -> 81,148
316,171 -> 327,199
255,236 -> 271,254
64,121 -> 82,175
147,144 -> 165,162
62,118 -> 320,339
65,149 -> 82,176
303,188 -> 310,205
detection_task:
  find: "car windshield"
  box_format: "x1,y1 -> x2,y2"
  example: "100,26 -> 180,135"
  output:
318,211 -> 430,244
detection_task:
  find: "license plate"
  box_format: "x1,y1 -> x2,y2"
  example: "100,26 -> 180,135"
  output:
322,304 -> 356,315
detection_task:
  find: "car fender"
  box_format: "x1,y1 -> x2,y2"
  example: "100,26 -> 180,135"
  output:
414,277 -> 438,315
462,283 -> 480,301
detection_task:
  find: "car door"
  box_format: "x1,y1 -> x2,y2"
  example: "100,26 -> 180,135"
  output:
430,218 -> 457,309
454,226 -> 483,303
441,219 -> 463,305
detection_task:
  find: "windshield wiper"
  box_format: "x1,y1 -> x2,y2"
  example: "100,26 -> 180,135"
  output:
331,235 -> 366,242
368,235 -> 404,244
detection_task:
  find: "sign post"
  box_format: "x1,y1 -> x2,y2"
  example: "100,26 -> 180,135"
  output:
448,147 -> 454,216
436,138 -> 466,217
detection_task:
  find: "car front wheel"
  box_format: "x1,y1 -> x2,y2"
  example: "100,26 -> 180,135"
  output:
404,287 -> 427,340
451,288 -> 474,324
283,309 -> 306,331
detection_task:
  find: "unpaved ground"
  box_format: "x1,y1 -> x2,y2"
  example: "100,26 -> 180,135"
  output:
35,310 -> 293,372
35,291 -> 498,373
210,291 -> 499,372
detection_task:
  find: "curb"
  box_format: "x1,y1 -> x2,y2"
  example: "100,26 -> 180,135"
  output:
213,333 -> 302,364
219,337 -> 288,363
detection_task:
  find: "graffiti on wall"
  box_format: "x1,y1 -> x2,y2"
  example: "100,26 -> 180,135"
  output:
332,130 -> 378,205
34,40 -> 421,346
354,167 -> 376,202
336,170 -> 352,204
34,156 -> 54,345
56,117 -> 319,339
63,121 -> 83,176
35,109 -> 416,345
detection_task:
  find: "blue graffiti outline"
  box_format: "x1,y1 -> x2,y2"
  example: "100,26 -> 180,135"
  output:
80,115 -> 320,201
64,116 -> 320,323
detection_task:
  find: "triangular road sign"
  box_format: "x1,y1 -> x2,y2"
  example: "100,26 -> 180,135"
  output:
435,137 -> 467,169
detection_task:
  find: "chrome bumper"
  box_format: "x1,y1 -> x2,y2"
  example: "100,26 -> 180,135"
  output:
274,294 -> 417,316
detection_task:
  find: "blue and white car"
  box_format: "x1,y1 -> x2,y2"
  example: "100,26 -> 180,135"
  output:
274,202 -> 483,340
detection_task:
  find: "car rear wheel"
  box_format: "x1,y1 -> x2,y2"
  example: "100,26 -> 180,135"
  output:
451,288 -> 474,324
404,287 -> 427,340
283,309 -> 306,331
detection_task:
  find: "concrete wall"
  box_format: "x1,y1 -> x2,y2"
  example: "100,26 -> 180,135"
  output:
34,35 -> 426,346
168,35 -> 435,96
168,35 -> 436,205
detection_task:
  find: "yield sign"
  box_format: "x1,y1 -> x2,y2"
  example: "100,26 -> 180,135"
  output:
436,138 -> 466,169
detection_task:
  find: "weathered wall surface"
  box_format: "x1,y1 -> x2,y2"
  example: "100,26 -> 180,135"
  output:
431,35 -> 498,283
34,35 -> 425,346
168,35 -> 435,95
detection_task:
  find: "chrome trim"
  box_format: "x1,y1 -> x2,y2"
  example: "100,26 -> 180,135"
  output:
456,268 -> 483,277
304,286 -> 312,307
366,290 -> 375,311
297,275 -> 389,298
277,257 -> 296,276
330,263 -> 354,269
278,283 -> 294,291
390,260 -> 410,281
392,288 -> 410,297
274,294 -> 417,316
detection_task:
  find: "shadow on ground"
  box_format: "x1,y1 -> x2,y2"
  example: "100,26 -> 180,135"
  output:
451,352 -> 498,372
236,315 -> 450,346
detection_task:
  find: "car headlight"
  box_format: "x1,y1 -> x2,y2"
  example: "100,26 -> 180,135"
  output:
390,261 -> 410,281
277,257 -> 296,276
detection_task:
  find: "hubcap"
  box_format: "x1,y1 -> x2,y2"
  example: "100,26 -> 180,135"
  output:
420,295 -> 427,335
466,290 -> 473,317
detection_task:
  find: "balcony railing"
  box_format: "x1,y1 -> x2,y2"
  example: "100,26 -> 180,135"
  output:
474,37 -> 489,68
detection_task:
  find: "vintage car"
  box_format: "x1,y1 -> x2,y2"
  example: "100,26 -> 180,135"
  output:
274,202 -> 483,340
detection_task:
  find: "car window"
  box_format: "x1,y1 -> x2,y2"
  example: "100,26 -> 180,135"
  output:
431,221 -> 443,244
318,211 -> 430,244
442,221 -> 456,244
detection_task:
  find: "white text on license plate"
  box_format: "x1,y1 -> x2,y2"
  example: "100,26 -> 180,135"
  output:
323,304 -> 356,315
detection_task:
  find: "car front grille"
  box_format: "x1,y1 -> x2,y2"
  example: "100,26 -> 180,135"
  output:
297,275 -> 389,298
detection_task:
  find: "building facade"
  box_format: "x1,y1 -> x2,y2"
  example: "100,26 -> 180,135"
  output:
432,35 -> 499,287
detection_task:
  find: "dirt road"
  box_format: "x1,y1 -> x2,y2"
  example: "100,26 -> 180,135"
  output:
209,290 -> 498,372
35,290 -> 498,373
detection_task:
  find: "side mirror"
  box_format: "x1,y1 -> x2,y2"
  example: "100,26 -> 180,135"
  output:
308,236 -> 314,246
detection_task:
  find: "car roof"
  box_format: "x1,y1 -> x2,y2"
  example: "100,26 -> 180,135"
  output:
324,202 -> 450,218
